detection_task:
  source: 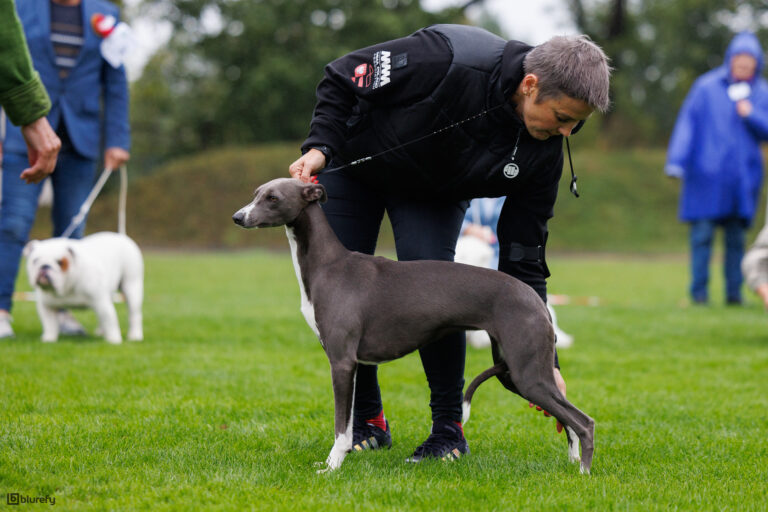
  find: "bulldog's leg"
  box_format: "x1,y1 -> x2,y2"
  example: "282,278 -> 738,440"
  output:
92,295 -> 122,344
122,278 -> 143,341
37,301 -> 59,343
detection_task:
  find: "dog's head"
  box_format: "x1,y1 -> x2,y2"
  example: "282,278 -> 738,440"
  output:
23,239 -> 77,296
232,178 -> 327,228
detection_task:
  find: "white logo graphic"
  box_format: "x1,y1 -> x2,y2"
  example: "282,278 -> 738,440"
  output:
373,50 -> 391,89
503,162 -> 519,179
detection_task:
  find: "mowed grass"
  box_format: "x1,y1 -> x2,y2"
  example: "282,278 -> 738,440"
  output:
1,250 -> 767,511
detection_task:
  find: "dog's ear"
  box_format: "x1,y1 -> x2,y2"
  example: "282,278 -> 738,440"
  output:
23,240 -> 39,258
301,183 -> 327,204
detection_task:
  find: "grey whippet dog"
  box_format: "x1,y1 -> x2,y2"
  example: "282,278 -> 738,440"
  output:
232,178 -> 595,474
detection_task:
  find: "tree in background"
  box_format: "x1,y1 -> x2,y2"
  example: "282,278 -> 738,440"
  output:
128,0 -> 768,172
568,0 -> 768,145
129,0 -> 463,172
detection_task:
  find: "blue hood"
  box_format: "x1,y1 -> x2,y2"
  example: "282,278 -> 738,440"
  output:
724,31 -> 764,82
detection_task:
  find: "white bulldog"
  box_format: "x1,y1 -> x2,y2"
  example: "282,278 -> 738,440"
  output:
23,232 -> 144,344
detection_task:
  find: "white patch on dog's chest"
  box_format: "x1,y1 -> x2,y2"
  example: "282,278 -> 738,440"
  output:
286,227 -> 322,345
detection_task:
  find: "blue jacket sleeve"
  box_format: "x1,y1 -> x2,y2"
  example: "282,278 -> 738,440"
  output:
101,7 -> 130,151
742,93 -> 768,140
102,58 -> 130,151
665,82 -> 702,178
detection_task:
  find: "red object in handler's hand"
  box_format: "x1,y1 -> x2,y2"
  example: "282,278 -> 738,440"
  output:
90,13 -> 117,38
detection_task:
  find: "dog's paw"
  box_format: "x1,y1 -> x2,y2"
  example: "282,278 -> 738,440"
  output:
105,336 -> 123,344
314,461 -> 336,474
41,336 -> 58,343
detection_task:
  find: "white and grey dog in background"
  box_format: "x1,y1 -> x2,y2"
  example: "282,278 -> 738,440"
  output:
454,235 -> 574,349
24,232 -> 144,344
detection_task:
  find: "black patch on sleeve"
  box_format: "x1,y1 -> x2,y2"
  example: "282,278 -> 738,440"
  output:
393,53 -> 408,70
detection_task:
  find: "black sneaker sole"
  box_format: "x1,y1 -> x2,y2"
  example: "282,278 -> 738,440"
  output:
406,444 -> 469,463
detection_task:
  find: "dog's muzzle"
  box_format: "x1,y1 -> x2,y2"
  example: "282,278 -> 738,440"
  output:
36,265 -> 54,289
232,211 -> 246,226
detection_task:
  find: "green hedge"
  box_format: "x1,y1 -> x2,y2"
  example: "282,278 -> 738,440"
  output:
29,143 -> 767,253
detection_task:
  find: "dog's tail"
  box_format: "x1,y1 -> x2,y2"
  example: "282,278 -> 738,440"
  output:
462,363 -> 508,424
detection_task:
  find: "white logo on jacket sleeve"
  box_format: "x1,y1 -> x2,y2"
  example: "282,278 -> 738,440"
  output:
373,51 -> 391,89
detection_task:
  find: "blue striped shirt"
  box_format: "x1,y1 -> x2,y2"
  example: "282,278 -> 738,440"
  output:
50,1 -> 83,80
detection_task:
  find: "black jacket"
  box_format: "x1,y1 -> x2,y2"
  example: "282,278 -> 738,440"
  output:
302,24 -> 569,299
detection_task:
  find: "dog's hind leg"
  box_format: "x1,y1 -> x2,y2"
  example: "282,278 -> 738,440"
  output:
318,360 -> 356,473
121,278 -> 143,341
513,375 -> 595,474
499,329 -> 595,474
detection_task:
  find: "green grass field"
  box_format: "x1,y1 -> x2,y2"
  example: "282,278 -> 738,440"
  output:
1,250 -> 767,511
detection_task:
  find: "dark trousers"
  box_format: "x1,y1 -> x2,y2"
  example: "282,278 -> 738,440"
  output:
318,168 -> 469,423
689,217 -> 746,303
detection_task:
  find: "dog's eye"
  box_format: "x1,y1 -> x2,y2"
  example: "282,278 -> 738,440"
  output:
267,195 -> 279,203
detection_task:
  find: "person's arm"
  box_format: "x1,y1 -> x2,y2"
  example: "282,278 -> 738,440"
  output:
293,28 -> 452,181
0,0 -> 51,127
101,7 -> 130,171
737,90 -> 768,140
665,82 -> 701,178
19,117 -> 60,183
496,154 -> 567,432
0,0 -> 60,182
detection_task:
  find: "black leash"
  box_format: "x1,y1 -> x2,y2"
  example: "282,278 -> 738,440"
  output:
317,104 -> 506,176
317,103 -> 581,198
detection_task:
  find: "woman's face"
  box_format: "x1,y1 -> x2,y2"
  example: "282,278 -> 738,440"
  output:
515,75 -> 594,140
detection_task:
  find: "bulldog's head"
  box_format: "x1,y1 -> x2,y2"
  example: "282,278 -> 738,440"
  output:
23,239 -> 77,296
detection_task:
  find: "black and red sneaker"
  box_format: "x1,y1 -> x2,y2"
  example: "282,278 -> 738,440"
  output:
352,416 -> 392,451
406,420 -> 469,463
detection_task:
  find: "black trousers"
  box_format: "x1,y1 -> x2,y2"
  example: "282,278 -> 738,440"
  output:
318,168 -> 469,423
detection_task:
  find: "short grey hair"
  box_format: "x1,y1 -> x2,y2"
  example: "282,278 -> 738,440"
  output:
523,35 -> 612,113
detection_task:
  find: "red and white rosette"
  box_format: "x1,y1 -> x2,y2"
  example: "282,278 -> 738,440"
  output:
91,13 -> 117,38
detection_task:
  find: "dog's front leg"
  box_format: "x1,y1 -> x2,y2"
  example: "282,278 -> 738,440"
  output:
37,301 -> 59,343
92,295 -> 122,344
317,361 -> 356,473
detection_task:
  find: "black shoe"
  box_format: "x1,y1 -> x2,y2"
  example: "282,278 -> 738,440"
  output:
352,417 -> 392,451
406,421 -> 469,463
726,297 -> 743,306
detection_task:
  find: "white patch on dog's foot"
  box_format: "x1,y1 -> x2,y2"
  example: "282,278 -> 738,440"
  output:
580,462 -> 590,475
566,426 -> 581,464
317,404 -> 354,474
318,429 -> 352,473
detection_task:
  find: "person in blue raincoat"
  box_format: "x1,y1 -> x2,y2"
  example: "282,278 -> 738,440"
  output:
666,31 -> 768,305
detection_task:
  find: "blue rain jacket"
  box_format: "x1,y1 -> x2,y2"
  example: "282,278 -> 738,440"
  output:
665,32 -> 768,223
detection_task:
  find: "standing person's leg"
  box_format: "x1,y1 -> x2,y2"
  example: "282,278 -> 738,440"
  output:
49,150 -> 97,239
48,150 -> 97,336
722,217 -> 746,304
689,219 -> 715,303
386,195 -> 470,461
316,170 -> 390,449
0,153 -> 45,337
